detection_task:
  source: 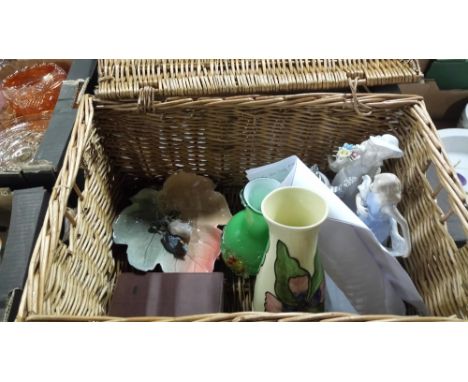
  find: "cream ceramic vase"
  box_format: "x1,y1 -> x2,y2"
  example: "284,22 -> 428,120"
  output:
252,187 -> 329,313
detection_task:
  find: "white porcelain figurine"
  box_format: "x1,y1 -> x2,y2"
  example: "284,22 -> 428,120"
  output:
329,134 -> 403,210
356,173 -> 411,258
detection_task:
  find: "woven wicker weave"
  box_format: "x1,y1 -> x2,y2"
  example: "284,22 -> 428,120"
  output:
96,59 -> 422,99
17,92 -> 468,322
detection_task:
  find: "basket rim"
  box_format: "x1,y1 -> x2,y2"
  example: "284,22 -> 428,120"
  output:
95,91 -> 426,114
22,311 -> 466,322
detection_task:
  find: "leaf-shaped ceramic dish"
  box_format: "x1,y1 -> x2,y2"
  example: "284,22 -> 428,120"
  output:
113,172 -> 232,272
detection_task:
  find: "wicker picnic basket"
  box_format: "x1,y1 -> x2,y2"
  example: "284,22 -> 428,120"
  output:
15,86 -> 468,322
96,59 -> 422,99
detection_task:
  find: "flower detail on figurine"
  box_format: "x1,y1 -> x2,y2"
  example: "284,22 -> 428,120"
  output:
335,143 -> 362,161
113,171 -> 232,272
336,147 -> 352,158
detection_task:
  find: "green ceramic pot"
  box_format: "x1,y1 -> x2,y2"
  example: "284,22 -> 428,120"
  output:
221,178 -> 280,277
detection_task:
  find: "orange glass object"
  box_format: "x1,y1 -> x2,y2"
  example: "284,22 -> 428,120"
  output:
0,91 -> 14,131
1,63 -> 67,117
0,90 -> 5,111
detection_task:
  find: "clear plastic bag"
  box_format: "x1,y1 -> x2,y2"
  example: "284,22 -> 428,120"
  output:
0,114 -> 50,171
1,63 -> 66,117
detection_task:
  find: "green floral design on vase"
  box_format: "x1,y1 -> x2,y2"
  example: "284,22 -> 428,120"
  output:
264,240 -> 324,313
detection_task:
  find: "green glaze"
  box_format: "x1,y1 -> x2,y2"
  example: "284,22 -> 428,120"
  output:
221,178 -> 280,277
273,240 -> 310,306
221,205 -> 269,276
271,240 -> 324,312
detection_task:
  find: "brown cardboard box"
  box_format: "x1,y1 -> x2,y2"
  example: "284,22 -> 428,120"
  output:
399,79 -> 468,127
418,59 -> 433,74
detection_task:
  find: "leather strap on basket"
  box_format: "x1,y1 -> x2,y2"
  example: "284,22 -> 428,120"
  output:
348,77 -> 373,116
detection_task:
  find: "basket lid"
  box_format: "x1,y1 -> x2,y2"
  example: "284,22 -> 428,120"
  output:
96,59 -> 422,99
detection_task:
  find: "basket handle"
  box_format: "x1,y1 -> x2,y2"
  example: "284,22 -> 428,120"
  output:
348,77 -> 373,116
138,86 -> 157,113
